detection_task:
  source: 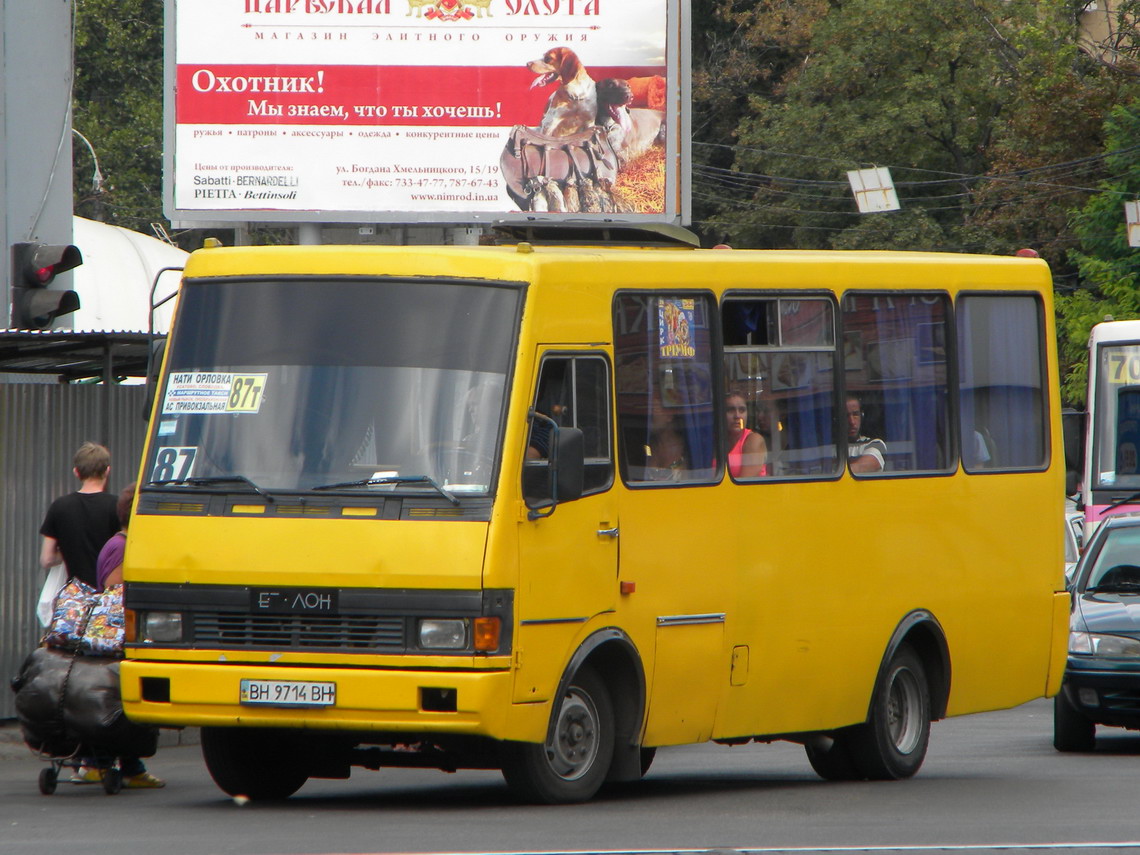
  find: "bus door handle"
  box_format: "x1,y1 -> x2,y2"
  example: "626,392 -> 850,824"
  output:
597,526 -> 619,538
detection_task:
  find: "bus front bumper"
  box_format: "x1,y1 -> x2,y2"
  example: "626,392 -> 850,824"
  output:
119,659 -> 542,741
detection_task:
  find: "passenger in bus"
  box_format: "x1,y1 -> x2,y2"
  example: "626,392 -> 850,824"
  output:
645,392 -> 688,480
525,372 -> 571,461
725,392 -> 768,478
846,394 -> 886,473
526,402 -> 567,460
966,429 -> 995,468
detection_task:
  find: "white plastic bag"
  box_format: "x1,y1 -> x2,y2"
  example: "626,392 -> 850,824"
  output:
35,564 -> 67,628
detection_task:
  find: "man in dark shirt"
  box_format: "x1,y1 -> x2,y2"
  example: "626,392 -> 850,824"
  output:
39,442 -> 120,590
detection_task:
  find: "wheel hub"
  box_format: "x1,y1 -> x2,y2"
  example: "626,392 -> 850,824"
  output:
546,688 -> 600,779
887,667 -> 923,754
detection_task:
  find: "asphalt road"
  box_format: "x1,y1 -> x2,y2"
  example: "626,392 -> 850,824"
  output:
2,698 -> 1139,855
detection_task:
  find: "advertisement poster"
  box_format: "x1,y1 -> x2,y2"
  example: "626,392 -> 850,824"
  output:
658,297 -> 695,359
167,0 -> 682,223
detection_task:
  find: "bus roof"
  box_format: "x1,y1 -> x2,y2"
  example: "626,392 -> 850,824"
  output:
181,243 -> 1051,290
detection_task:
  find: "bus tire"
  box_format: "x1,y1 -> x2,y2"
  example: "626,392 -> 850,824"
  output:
201,727 -> 309,801
1053,691 -> 1096,752
847,643 -> 931,780
501,666 -> 615,804
804,734 -> 864,781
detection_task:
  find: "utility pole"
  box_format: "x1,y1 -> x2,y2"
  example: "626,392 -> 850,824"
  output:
2,0 -> 78,329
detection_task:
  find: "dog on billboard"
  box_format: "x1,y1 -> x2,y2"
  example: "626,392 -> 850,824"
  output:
527,47 -> 598,139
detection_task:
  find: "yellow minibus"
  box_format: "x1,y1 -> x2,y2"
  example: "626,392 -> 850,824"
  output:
120,225 -> 1069,803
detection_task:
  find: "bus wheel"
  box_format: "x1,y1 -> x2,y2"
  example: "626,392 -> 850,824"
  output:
501,666 -> 615,804
804,734 -> 864,781
1053,692 -> 1096,752
201,727 -> 310,801
847,643 -> 931,780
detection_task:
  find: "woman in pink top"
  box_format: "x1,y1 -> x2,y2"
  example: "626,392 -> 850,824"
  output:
725,392 -> 768,478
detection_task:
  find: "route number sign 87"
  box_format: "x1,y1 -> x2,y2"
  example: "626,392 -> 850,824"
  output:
151,447 -> 197,483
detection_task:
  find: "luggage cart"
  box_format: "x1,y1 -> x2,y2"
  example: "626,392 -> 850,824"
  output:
35,748 -> 123,795
12,647 -> 156,796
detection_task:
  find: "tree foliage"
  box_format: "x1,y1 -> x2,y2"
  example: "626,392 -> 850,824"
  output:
72,0 -> 165,232
692,0 -> 1134,259
1056,102 -> 1140,405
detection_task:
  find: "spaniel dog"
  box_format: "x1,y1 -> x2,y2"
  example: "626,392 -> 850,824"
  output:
527,47 -> 597,138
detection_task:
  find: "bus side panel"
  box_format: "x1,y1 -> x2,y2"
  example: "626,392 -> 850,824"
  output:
623,471 -> 1066,741
1046,591 -> 1071,697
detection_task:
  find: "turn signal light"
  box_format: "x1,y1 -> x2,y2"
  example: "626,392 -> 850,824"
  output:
473,617 -> 501,652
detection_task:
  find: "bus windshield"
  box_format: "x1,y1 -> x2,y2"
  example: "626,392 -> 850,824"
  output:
145,277 -> 522,495
1093,343 -> 1140,492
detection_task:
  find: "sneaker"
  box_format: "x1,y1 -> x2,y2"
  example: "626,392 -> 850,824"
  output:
122,771 -> 165,789
69,766 -> 104,784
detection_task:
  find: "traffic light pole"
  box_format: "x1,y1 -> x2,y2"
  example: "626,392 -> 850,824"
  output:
2,0 -> 78,330
9,242 -> 82,330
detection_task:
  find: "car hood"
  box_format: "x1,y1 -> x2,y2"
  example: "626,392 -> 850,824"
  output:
1076,593 -> 1140,634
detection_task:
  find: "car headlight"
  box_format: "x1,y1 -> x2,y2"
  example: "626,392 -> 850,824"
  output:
1069,630 -> 1140,657
419,619 -> 467,650
142,611 -> 184,643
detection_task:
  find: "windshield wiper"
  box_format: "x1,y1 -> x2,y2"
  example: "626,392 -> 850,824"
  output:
1088,579 -> 1140,594
312,475 -> 459,506
1104,489 -> 1140,513
147,475 -> 276,504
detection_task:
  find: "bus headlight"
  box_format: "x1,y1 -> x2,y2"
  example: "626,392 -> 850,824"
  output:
142,611 -> 184,643
419,619 -> 467,650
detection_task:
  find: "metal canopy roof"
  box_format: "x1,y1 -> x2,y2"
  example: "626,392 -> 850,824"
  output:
0,330 -> 158,381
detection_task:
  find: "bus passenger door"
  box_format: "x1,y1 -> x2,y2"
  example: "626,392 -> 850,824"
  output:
513,352 -> 618,704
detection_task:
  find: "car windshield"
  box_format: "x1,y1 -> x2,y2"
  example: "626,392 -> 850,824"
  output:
144,276 -> 522,495
1082,525 -> 1140,593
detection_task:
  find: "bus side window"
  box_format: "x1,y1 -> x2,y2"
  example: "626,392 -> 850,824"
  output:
722,296 -> 839,478
524,354 -> 613,504
842,292 -> 952,475
957,294 -> 1047,473
614,294 -> 717,485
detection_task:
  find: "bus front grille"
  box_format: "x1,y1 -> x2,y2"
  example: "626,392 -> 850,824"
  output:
192,613 -> 406,651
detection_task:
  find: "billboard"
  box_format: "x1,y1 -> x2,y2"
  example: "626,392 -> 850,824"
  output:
164,0 -> 688,225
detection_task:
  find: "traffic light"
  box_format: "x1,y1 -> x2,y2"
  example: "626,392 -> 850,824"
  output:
9,242 -> 82,329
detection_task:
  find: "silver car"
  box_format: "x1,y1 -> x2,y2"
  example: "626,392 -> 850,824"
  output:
1065,504 -> 1084,584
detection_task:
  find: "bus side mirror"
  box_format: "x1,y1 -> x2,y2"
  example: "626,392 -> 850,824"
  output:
1062,408 -> 1085,497
525,418 -> 584,521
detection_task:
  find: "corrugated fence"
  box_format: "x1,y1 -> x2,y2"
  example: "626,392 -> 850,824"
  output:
1,382 -> 149,720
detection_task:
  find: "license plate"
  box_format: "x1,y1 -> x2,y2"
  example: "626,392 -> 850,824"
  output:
240,679 -> 336,707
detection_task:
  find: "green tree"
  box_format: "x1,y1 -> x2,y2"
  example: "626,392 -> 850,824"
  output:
695,0 -> 1130,263
690,0 -> 831,244
959,0 -> 1132,264
1057,102 -> 1140,405
72,0 -> 165,232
